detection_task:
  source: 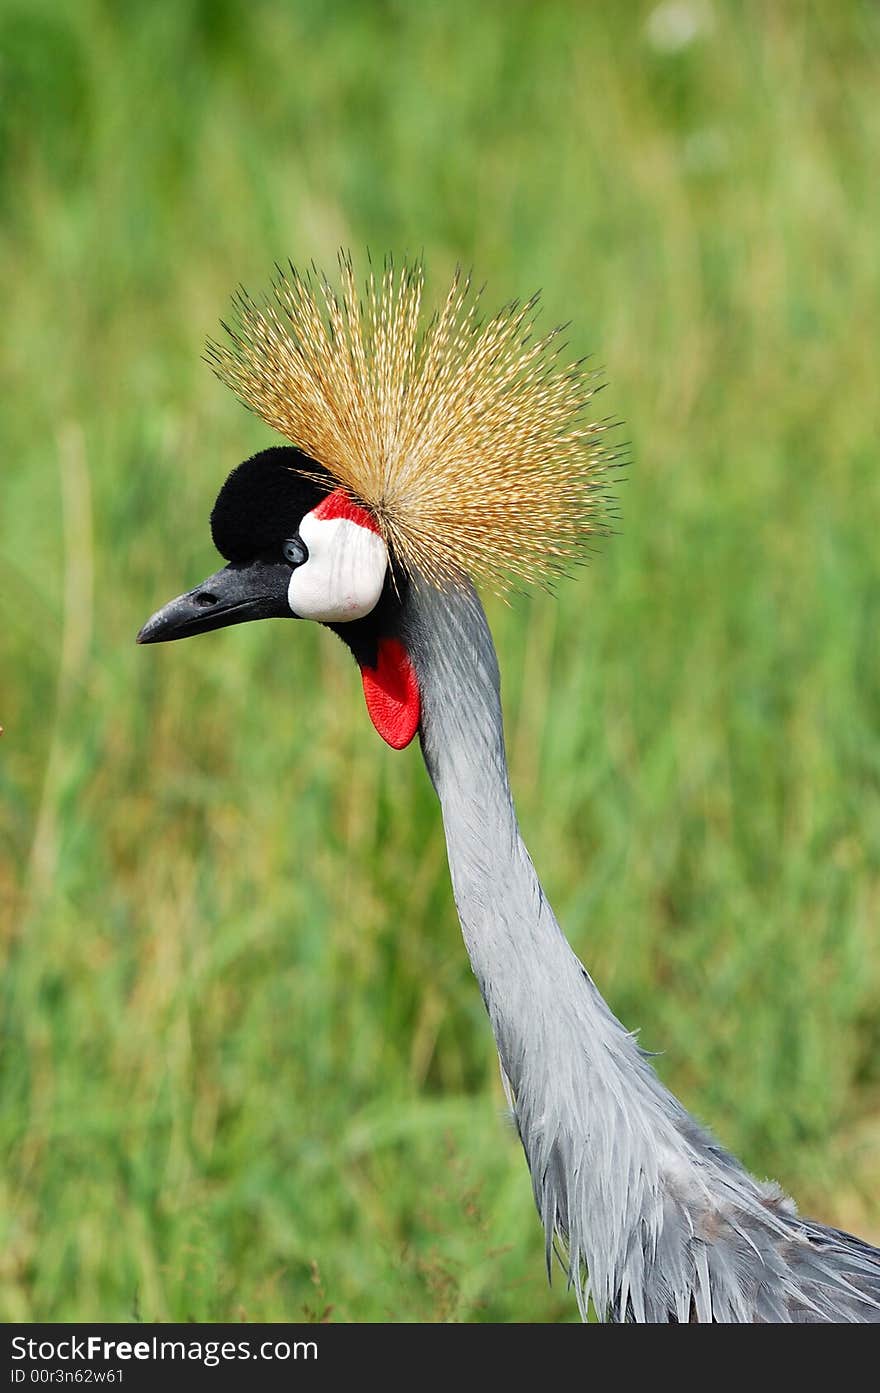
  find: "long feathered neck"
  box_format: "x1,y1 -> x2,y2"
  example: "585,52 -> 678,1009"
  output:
402,578 -> 880,1323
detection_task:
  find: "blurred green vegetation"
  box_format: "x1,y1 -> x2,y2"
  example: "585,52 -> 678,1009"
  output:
2,0 -> 880,1322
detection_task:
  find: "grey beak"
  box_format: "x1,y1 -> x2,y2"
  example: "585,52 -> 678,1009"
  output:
137,559 -> 294,644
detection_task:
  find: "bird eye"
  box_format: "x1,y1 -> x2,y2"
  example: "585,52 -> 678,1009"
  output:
282,537 -> 307,567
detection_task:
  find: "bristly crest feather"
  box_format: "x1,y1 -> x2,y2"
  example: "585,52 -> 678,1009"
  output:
206,252 -> 618,592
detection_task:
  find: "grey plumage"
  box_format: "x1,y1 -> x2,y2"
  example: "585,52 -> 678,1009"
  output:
407,575 -> 880,1322
143,248 -> 880,1321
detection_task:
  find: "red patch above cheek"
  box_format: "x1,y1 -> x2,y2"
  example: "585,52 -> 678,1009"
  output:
312,488 -> 380,534
359,638 -> 421,750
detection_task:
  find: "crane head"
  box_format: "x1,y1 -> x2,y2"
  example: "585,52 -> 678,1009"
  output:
138,253 -> 617,749
137,446 -> 420,749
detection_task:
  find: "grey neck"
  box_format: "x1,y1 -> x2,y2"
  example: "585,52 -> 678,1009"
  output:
399,578 -> 879,1322
405,578 -> 699,1317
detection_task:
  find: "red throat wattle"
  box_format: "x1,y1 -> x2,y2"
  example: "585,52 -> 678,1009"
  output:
359,638 -> 421,749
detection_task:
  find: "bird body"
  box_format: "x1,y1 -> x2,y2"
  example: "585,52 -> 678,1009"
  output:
139,255 -> 880,1321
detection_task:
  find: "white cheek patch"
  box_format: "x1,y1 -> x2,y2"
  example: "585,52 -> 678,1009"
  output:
288,512 -> 388,622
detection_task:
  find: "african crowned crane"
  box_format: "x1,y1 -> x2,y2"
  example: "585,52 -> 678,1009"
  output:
139,257 -> 880,1321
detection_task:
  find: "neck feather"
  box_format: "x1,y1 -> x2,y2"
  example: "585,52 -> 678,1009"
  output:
400,578 -> 880,1323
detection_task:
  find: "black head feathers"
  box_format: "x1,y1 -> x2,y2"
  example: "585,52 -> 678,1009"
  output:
210,448 -> 331,562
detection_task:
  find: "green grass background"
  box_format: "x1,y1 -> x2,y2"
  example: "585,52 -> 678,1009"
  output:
2,0 -> 879,1322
